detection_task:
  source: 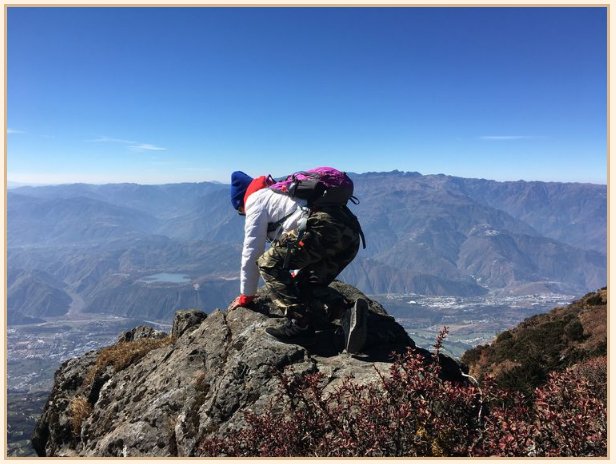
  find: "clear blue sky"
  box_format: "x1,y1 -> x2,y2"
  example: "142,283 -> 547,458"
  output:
7,6 -> 607,185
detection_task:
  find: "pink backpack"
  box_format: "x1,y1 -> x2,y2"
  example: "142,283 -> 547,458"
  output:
270,167 -> 357,207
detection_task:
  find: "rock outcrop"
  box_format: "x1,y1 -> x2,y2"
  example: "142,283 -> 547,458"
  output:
32,282 -> 464,457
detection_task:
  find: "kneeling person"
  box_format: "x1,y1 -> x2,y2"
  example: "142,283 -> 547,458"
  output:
228,169 -> 366,352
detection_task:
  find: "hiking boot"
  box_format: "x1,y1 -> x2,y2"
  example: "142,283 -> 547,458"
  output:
342,298 -> 368,354
266,319 -> 315,342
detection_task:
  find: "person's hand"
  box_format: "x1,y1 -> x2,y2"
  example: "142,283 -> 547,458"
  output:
228,294 -> 255,311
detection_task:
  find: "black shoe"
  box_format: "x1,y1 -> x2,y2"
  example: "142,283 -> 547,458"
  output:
266,319 -> 315,342
342,298 -> 368,354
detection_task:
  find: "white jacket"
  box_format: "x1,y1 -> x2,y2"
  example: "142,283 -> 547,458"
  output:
241,188 -> 308,296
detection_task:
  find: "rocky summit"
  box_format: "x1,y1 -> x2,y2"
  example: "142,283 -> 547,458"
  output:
32,282 -> 465,457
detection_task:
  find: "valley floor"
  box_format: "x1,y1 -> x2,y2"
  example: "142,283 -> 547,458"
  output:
367,292 -> 575,358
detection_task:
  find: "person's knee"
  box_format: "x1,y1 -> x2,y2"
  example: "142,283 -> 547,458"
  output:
257,251 -> 280,275
258,260 -> 293,286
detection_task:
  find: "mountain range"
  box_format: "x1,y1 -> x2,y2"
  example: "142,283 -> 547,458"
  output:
7,171 -> 606,322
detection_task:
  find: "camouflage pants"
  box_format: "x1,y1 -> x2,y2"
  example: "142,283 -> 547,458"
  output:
257,206 -> 360,321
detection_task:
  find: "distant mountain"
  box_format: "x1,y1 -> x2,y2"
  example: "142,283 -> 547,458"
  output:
8,269 -> 71,319
344,172 -> 605,295
82,278 -> 237,320
8,236 -> 240,321
157,187 -> 246,243
11,182 -> 224,218
7,172 -> 606,321
8,194 -> 159,246
451,177 -> 606,253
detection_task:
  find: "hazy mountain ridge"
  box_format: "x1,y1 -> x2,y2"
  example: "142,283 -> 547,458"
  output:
8,194 -> 160,247
8,236 -> 240,319
157,188 -> 246,243
344,172 -> 605,295
8,268 -> 71,321
7,171 -> 606,321
10,182 -> 224,219
450,177 -> 606,253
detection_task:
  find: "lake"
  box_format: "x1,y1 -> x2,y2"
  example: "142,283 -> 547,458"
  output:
138,273 -> 191,284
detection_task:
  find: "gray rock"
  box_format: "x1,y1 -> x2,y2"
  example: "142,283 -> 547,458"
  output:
32,351 -> 100,456
171,310 -> 208,339
118,325 -> 167,343
32,282 -> 463,457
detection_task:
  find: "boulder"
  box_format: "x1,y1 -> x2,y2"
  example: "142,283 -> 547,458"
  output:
118,325 -> 167,343
171,310 -> 208,339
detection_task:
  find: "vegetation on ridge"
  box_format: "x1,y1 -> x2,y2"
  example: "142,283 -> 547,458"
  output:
461,287 -> 607,395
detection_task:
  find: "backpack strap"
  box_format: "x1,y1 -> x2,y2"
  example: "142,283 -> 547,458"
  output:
282,210 -> 310,270
267,210 -> 295,234
266,206 -> 310,243
341,205 -> 366,249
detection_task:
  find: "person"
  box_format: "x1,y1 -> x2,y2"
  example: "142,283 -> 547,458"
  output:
228,170 -> 367,353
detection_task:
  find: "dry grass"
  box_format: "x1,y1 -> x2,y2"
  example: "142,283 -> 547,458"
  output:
578,305 -> 607,352
84,337 -> 174,388
69,395 -> 93,435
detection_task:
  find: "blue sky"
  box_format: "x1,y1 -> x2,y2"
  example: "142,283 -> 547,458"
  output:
7,6 -> 607,185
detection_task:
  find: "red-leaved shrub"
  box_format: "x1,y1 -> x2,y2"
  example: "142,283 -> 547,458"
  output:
198,330 -> 606,457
